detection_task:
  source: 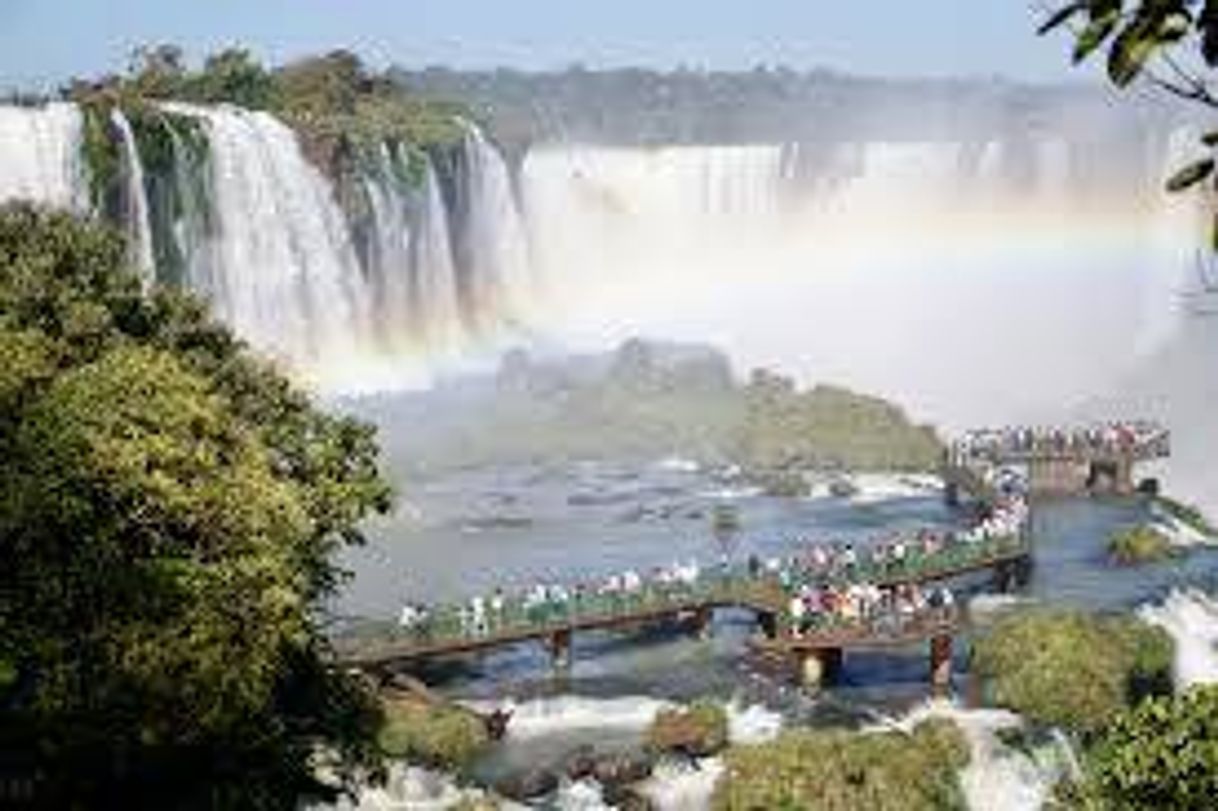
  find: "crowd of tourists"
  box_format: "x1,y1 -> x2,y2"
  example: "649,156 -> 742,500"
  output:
396,497 -> 1028,643
952,421 -> 1170,464
397,560 -> 709,640
749,495 -> 1028,589
786,580 -> 955,636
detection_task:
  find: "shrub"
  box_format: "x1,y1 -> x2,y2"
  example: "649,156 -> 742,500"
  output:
1070,685 -> 1218,810
647,699 -> 730,757
712,719 -> 969,811
971,611 -> 1174,734
379,698 -> 490,770
1108,525 -> 1174,566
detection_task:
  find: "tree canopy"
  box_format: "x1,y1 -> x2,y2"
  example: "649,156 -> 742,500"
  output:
0,204 -> 392,808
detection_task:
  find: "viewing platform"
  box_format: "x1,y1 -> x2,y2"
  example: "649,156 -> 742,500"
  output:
945,421 -> 1170,498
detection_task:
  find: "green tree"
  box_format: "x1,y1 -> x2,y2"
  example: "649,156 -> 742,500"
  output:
0,204 -> 392,809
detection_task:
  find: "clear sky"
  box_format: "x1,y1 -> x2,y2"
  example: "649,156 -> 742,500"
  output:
0,0 -> 1091,89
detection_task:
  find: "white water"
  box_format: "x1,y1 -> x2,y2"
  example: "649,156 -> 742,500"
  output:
109,109 -> 157,284
1138,588 -> 1218,688
465,694 -> 672,740
876,701 -> 1076,811
0,103 -> 83,211
334,764 -> 519,811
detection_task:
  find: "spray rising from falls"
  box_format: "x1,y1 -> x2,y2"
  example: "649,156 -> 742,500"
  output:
520,137 -> 1204,428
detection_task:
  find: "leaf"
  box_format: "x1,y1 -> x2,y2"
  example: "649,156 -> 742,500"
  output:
1203,1 -> 1218,65
1038,3 -> 1087,36
1165,158 -> 1215,192
1074,11 -> 1121,64
1108,18 -> 1160,86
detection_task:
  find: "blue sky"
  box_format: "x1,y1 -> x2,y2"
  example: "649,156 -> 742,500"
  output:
0,1 -> 1091,89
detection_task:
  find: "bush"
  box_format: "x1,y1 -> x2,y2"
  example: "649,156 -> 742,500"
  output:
1069,685 -> 1218,810
1108,525 -> 1174,566
712,719 -> 969,811
971,611 -> 1174,734
647,699 -> 730,757
379,698 -> 490,770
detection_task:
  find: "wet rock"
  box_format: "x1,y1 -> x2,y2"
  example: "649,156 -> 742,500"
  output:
602,784 -> 657,811
592,749 -> 656,785
563,745 -> 598,781
493,767 -> 559,801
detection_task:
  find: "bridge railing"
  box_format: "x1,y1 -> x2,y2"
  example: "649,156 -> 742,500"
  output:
371,532 -> 1028,652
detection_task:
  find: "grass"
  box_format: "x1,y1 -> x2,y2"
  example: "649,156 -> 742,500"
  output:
1108,525 -> 1174,566
712,718 -> 969,811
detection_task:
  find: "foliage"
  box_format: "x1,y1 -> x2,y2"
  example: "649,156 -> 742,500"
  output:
646,700 -> 730,757
1064,685 -> 1218,810
1108,524 -> 1175,565
1038,1 -> 1218,248
971,610 -> 1174,734
712,719 -> 969,811
378,697 -> 490,770
740,370 -> 944,472
0,205 -> 393,808
69,46 -> 466,178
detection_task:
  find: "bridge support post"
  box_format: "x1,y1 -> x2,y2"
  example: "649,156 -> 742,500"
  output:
693,606 -> 714,640
944,481 -> 960,508
930,633 -> 953,697
798,648 -> 842,690
757,611 -> 778,640
548,629 -> 572,670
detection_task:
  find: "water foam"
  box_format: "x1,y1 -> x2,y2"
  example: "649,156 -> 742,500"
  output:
1138,588 -> 1218,688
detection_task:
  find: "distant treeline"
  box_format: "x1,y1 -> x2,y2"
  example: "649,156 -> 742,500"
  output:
390,64 -> 1185,151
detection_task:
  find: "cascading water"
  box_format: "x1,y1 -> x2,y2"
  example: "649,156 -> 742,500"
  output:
172,104 -> 375,381
109,109 -> 157,284
1138,588 -> 1218,688
450,125 -> 534,334
0,102 -> 84,212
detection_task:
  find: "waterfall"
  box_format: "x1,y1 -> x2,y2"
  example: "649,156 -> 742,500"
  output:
360,143 -> 463,354
110,109 -> 157,284
173,104 -> 371,380
0,102 -> 84,211
454,125 -> 534,333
